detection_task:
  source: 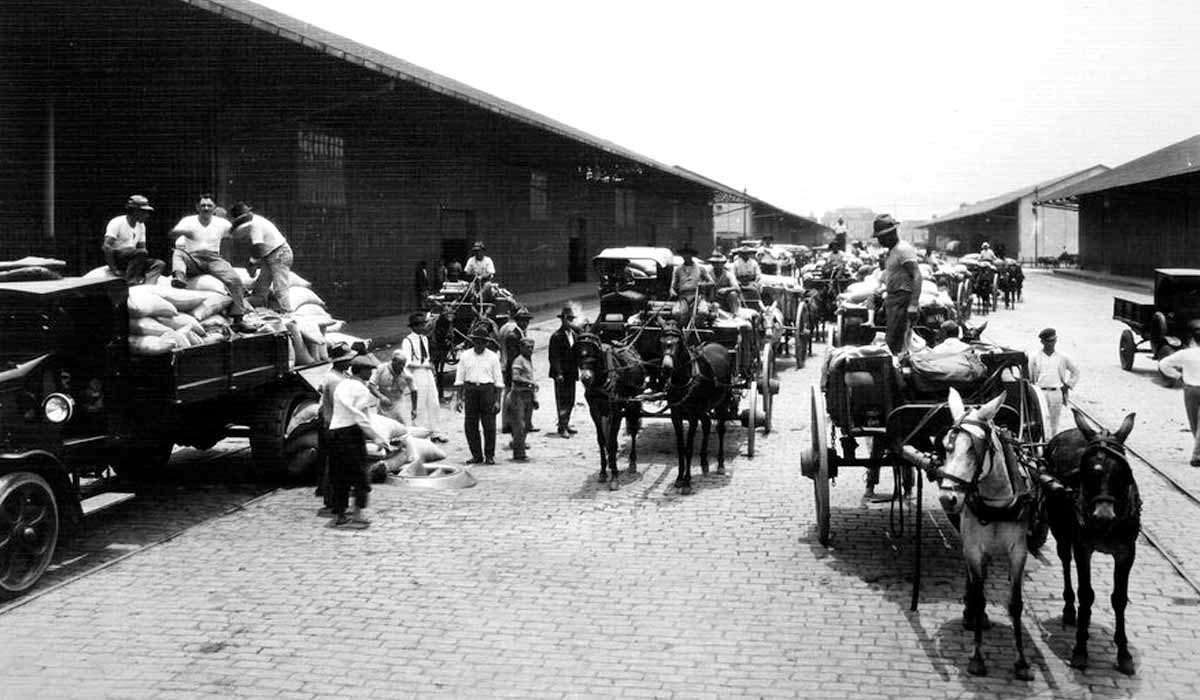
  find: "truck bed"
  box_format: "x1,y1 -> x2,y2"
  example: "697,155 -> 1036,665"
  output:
129,331 -> 292,405
1113,296 -> 1154,333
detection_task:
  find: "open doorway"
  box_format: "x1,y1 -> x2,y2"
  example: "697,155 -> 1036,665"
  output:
438,207 -> 476,282
568,217 -> 588,282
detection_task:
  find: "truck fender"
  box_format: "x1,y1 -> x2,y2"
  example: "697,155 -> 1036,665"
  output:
0,450 -> 81,523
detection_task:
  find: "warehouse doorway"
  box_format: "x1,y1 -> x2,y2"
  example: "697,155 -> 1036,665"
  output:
568,217 -> 588,282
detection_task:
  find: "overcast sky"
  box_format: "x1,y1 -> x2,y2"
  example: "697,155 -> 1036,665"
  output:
258,0 -> 1200,221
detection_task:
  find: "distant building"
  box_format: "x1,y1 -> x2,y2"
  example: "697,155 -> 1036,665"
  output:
918,165 -> 1109,261
821,207 -> 876,242
675,168 -> 829,250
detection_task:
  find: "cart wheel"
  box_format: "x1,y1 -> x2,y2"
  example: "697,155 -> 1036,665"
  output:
810,385 -> 831,546
958,278 -> 973,321
1119,329 -> 1136,371
0,472 -> 59,599
747,377 -> 758,458
1026,379 -> 1053,444
760,344 -> 776,434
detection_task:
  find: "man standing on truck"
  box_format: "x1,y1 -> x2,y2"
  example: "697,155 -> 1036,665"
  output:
328,353 -> 392,529
228,202 -> 294,313
874,213 -> 922,355
102,194 -> 166,285
169,193 -> 258,333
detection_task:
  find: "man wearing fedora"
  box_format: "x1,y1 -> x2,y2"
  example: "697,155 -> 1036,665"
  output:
102,194 -> 166,285
453,328 -> 504,465
464,241 -> 495,283
707,252 -> 738,297
400,311 -> 448,443
670,244 -> 713,323
873,213 -> 922,355
505,308 -> 538,434
228,202 -> 294,313
549,306 -> 582,438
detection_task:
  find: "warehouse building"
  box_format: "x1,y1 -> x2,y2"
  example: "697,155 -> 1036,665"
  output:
918,165 -> 1108,261
1038,134 -> 1200,277
2,0 -> 748,317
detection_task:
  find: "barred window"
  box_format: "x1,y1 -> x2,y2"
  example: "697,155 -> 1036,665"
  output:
530,171 -> 548,221
297,130 -> 346,206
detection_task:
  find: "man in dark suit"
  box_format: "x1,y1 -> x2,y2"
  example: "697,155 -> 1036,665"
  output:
548,307 -> 581,438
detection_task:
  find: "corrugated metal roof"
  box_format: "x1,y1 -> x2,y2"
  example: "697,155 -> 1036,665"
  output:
920,164 -> 1108,229
183,0 -> 743,199
1038,134 -> 1200,202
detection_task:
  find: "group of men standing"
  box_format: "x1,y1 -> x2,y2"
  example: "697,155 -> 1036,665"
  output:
102,193 -> 296,332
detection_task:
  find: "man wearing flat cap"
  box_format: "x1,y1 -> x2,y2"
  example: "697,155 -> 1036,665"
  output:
670,244 -> 713,323
503,308 -> 538,433
102,194 -> 166,285
549,306 -> 582,437
1159,319 -> 1200,466
506,337 -> 538,462
1030,327 -> 1079,435
328,353 -> 392,529
453,328 -> 504,465
464,242 -> 495,284
228,201 -> 294,313
400,311 -> 447,442
874,213 -> 922,354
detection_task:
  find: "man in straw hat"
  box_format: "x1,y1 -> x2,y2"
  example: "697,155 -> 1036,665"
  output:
549,306 -> 582,438
228,201 -> 295,313
873,213 -> 922,355
315,342 -> 359,516
731,246 -> 762,292
102,194 -> 166,285
706,252 -> 738,297
453,328 -> 504,465
400,311 -> 448,443
327,352 -> 392,529
670,243 -> 713,323
464,241 -> 495,283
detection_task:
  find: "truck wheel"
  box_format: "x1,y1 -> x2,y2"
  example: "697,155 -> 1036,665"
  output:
251,387 -> 321,481
0,472 -> 59,599
110,440 -> 174,482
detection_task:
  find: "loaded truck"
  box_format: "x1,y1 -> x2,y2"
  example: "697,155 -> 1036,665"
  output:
0,276 -> 331,598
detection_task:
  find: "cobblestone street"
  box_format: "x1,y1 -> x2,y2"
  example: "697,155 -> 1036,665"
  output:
2,271 -> 1199,698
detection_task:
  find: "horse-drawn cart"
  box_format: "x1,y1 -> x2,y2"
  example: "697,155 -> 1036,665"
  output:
1114,268 -> 1200,370
425,277 -> 521,394
801,346 -> 1050,547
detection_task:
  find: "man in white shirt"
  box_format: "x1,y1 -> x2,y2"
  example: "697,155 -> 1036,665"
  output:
228,201 -> 294,313
670,245 -> 713,323
102,194 -> 166,285
328,353 -> 392,529
170,193 -> 257,331
401,312 -> 448,443
1158,319 -> 1200,466
1030,327 -> 1080,435
979,242 -> 998,263
464,241 -> 496,283
731,247 -> 762,291
453,329 -> 504,465
370,350 -> 416,425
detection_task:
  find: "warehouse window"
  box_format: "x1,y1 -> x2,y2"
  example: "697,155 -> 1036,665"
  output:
615,188 -> 635,227
297,130 -> 346,207
530,171 -> 549,220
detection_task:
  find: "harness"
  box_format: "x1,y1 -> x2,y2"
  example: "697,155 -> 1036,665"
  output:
1059,439 -> 1142,529
943,418 -> 1034,525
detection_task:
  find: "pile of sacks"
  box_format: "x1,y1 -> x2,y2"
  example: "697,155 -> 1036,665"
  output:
84,265 -> 344,360
837,271 -> 954,309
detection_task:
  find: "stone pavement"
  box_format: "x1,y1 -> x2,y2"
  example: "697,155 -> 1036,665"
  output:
1050,267 -> 1153,293
2,279 -> 1199,698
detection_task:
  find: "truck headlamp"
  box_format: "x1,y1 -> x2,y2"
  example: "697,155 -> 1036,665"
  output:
42,393 -> 74,424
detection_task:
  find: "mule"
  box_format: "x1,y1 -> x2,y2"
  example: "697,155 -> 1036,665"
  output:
575,332 -> 644,490
972,267 -> 996,315
938,388 -> 1039,680
1043,409 -> 1139,675
658,327 -> 735,495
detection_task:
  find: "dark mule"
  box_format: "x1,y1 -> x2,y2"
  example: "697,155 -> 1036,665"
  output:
938,389 -> 1040,680
575,333 -> 644,490
972,266 -> 996,315
1043,409 -> 1139,675
658,327 -> 735,495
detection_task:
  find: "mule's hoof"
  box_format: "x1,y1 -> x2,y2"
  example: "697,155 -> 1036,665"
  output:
1117,654 -> 1136,676
1061,609 -> 1076,627
1069,651 -> 1088,670
700,463 -> 709,476
967,658 -> 988,677
1014,663 -> 1034,681
681,484 -> 693,495
607,478 -> 619,491
597,471 -> 609,484
673,477 -> 685,489
716,465 -> 725,475
627,464 -> 638,475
